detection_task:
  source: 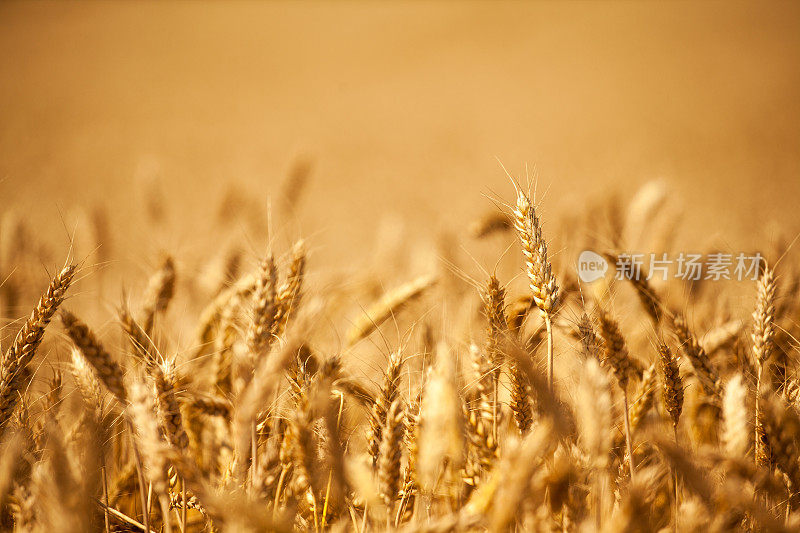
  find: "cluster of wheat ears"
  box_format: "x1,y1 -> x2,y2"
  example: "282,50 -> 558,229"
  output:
0,177 -> 798,533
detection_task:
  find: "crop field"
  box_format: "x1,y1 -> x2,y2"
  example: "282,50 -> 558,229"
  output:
1,2 -> 800,532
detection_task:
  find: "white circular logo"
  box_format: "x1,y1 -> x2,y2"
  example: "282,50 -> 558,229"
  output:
577,250 -> 609,283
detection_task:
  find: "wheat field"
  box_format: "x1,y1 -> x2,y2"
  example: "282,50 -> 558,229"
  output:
1,175 -> 799,532
2,2 -> 800,533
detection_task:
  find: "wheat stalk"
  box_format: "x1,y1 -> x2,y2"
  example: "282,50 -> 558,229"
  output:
576,358 -> 612,526
659,343 -> 683,430
483,275 -> 506,440
512,186 -> 558,392
417,342 -> 464,496
604,252 -> 663,324
658,342 -> 683,530
0,264 -> 75,426
596,307 -> 635,478
247,252 -> 278,359
6,180 -> 800,531
670,313 -> 722,404
127,376 -> 173,533
722,374 -> 749,459
62,310 -> 127,403
273,240 -> 306,338
379,399 -> 405,524
347,274 -> 435,346
119,304 -> 159,369
141,256 -> 176,336
368,351 -> 404,467
753,264 -> 776,469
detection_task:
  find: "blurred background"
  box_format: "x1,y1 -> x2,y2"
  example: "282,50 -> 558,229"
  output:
1,0 -> 799,269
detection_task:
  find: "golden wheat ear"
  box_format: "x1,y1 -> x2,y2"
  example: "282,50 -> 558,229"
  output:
512,189 -> 559,317
0,264 -> 76,427
670,313 -> 722,405
595,307 -> 638,478
658,343 -> 683,430
604,251 -> 664,324
595,307 -> 633,391
367,350 -> 404,467
141,255 -> 176,336
119,303 -> 159,370
417,342 -> 465,496
247,252 -> 278,358
378,398 -> 405,522
346,274 -> 435,346
126,375 -> 173,533
722,374 -> 749,460
62,309 -> 127,403
273,239 -> 306,338
482,275 -> 507,440
512,186 -> 559,393
752,264 -> 777,374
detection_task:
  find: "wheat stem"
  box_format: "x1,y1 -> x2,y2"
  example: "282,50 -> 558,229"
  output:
181,479 -> 187,533
273,465 -> 289,516
755,364 -> 763,468
101,463 -> 111,533
250,421 -> 258,492
127,420 -> 151,533
622,388 -> 635,479
545,312 -> 554,392
673,424 -> 679,533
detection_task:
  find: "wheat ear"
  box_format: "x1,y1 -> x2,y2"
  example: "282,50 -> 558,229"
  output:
512,188 -> 558,391
378,399 -> 405,525
273,240 -> 306,338
605,252 -> 663,324
61,310 -> 127,403
194,273 -> 257,356
0,264 -> 75,426
153,358 -> 189,450
670,314 -> 722,404
596,307 -> 635,478
576,358 -> 613,526
119,304 -> 158,369
367,351 -> 404,466
152,358 -> 191,531
247,252 -> 278,357
658,342 -> 683,530
127,376 -> 172,533
141,256 -> 176,336
659,343 -> 683,430
578,312 -> 600,360
722,374 -> 749,459
484,275 -> 507,440
470,209 -> 513,239
347,274 -> 435,345
752,264 -> 776,468
509,359 -> 533,435
762,394 -> 800,505
417,342 -> 464,495
69,347 -> 105,416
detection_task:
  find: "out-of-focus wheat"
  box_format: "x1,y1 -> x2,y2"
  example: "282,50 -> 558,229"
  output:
0,181 -> 799,532
0,265 -> 75,426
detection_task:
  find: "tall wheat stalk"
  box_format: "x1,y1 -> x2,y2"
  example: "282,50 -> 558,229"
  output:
0,265 -> 75,426
752,264 -> 776,468
659,342 -> 683,531
512,186 -> 558,391
596,307 -> 635,478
